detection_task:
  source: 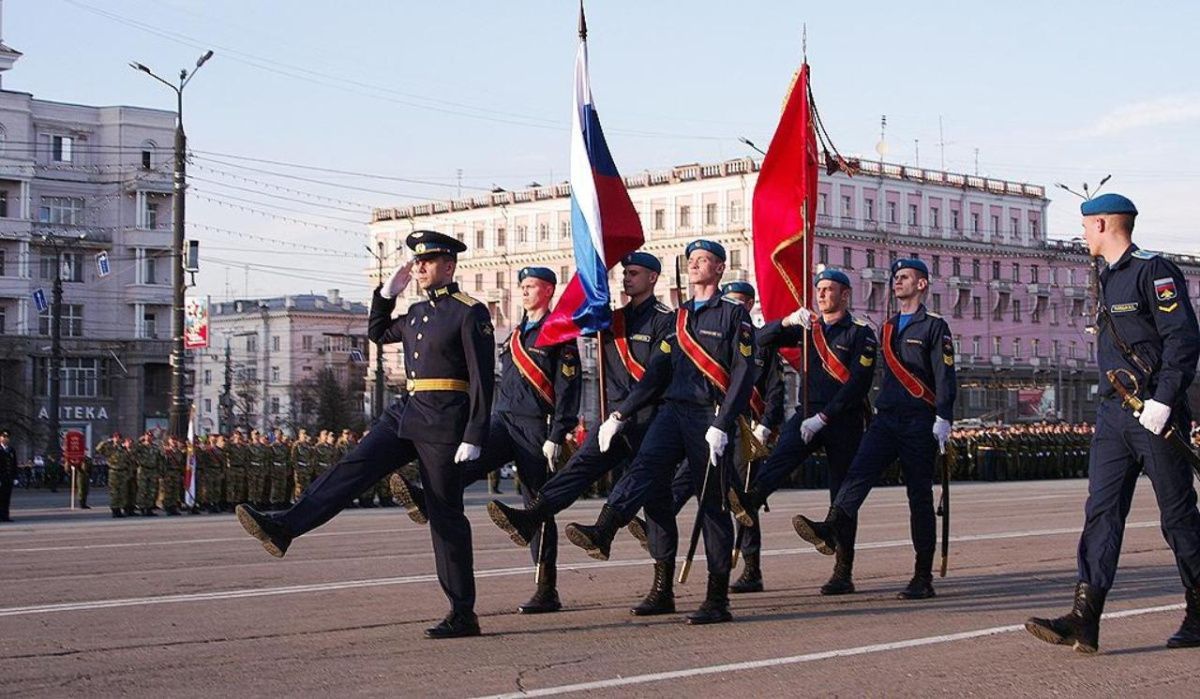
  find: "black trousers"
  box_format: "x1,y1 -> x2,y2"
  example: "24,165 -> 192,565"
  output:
278,406 -> 474,614
0,468 -> 13,520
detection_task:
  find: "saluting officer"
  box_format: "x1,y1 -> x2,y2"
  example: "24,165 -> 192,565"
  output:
565,239 -> 756,625
392,265 -> 581,615
1026,193 -> 1200,652
485,251 -> 680,616
236,230 -> 495,639
728,269 -> 877,595
793,258 -> 956,600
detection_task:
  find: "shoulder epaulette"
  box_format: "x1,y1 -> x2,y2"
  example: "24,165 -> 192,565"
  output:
925,311 -> 943,319
721,297 -> 741,306
452,291 -> 483,306
654,302 -> 673,314
1131,249 -> 1160,260
852,318 -> 869,327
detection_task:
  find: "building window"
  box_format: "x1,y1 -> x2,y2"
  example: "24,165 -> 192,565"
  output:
142,309 -> 157,338
972,259 -> 981,280
991,214 -> 1000,233
679,205 -> 692,229
272,366 -> 280,382
930,206 -> 940,230
559,265 -> 568,283
1011,216 -> 1020,235
729,200 -> 743,224
951,257 -> 961,277
0,308 -> 5,334
972,297 -> 982,320
1012,339 -> 1021,358
560,221 -> 571,239
495,271 -> 505,290
1032,338 -> 1041,357
1070,341 -> 1077,359
142,149 -> 153,169
143,254 -> 159,285
538,223 -> 549,241
270,396 -> 280,414
1031,218 -> 1040,237
246,335 -> 257,353
993,337 -> 1002,356
951,210 -> 960,231
729,249 -> 742,270
1030,265 -> 1039,283
972,337 -> 980,357
1012,299 -> 1021,322
517,224 -> 528,243
1011,262 -> 1020,280
864,198 -> 875,221
0,191 -> 8,218
992,260 -> 1001,280
1052,339 -> 1060,359
475,228 -> 485,249
970,213 -> 980,233
653,208 -> 665,230
38,196 -> 84,225
932,293 -> 942,314
272,335 -> 280,352
1051,303 -> 1059,325
51,135 -> 74,162
204,398 -> 212,413
704,202 -> 718,226
203,369 -> 212,386
931,255 -> 941,277
301,335 -> 312,351
908,204 -> 919,227
841,195 -> 852,217
886,201 -> 897,224
818,193 -> 828,215
818,244 -> 829,265
474,273 -> 483,291
866,249 -> 876,269
496,227 -> 506,247
842,247 -> 853,269
38,304 -> 84,337
37,357 -> 104,397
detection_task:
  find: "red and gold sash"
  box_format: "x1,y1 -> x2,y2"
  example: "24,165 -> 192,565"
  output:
676,307 -> 766,418
811,320 -> 851,384
610,309 -> 646,381
511,328 -> 555,405
881,321 -> 935,406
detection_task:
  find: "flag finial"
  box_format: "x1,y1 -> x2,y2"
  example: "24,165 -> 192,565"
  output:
579,1 -> 588,40
802,23 -> 807,62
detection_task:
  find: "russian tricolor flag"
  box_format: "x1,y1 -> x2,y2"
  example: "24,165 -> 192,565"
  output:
537,6 -> 643,347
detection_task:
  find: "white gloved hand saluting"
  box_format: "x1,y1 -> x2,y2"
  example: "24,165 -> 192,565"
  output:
933,416 -> 951,454
598,414 -> 626,453
800,413 -> 827,444
782,307 -> 814,330
542,440 -> 562,466
705,426 -> 728,464
752,424 -> 771,444
1139,399 -> 1172,435
454,442 -> 481,464
380,261 -> 413,300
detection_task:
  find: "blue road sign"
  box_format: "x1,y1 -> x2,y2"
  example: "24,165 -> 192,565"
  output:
33,288 -> 47,313
96,251 -> 111,278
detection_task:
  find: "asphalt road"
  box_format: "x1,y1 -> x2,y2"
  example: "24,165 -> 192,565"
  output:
2,477 -> 1198,697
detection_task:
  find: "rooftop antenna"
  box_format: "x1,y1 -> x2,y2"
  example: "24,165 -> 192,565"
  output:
874,114 -> 889,158
938,116 -> 946,170
914,139 -> 920,167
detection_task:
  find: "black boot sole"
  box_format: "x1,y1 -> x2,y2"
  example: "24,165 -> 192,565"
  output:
820,580 -> 856,596
236,505 -> 289,558
389,473 -> 427,525
686,610 -> 733,625
729,581 -> 764,594
626,517 -> 649,552
486,501 -> 534,548
791,515 -> 835,555
565,524 -> 610,561
424,625 -> 481,639
1024,619 -> 1096,653
517,600 -> 563,615
631,600 -> 676,616
1166,630 -> 1200,649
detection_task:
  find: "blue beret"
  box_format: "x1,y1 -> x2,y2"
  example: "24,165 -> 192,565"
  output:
407,230 -> 467,259
815,268 -> 852,288
1081,193 -> 1137,216
518,266 -> 557,285
721,281 -> 755,299
891,257 -> 929,278
685,239 -> 726,262
621,251 -> 661,274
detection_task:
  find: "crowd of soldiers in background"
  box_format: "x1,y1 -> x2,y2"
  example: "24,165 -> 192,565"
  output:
79,428 -> 397,518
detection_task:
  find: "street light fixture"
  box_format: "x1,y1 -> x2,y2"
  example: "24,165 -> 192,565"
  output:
130,50 -> 214,442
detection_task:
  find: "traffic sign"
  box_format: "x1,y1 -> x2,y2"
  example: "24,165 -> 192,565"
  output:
33,288 -> 47,313
96,251 -> 111,278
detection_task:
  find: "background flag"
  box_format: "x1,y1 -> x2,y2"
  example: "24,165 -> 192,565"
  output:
184,408 -> 197,508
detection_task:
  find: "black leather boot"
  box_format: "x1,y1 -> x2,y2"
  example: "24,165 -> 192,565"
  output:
80,499 -> 90,509
729,552 -> 763,593
565,504 -> 622,561
625,516 -> 649,552
141,507 -> 158,517
792,506 -> 848,556
389,473 -> 427,525
686,572 -> 733,625
487,497 -> 549,548
897,553 -> 936,600
821,520 -> 857,595
518,567 -> 562,614
424,609 -> 481,639
235,504 -> 293,558
1167,586 -> 1200,649
631,558 -> 676,616
1025,581 -> 1106,653
111,507 -> 124,518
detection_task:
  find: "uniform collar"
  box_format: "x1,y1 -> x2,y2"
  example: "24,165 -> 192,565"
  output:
822,311 -> 853,330
426,282 -> 460,301
689,295 -> 722,310
891,304 -> 928,327
1106,243 -> 1138,272
624,295 -> 658,316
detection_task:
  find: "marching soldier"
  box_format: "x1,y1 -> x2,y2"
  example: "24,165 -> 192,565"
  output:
96,432 -> 127,517
727,269 -> 877,595
270,430 -> 291,509
133,432 -> 163,516
793,258 -> 957,600
313,431 -> 336,481
236,230 -> 495,639
1026,193 -> 1200,652
486,252 -> 678,615
565,239 -> 756,624
393,265 -> 581,614
291,429 -> 316,500
0,431 -> 15,522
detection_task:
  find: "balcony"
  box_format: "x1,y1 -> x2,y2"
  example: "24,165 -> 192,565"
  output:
989,355 -> 1015,368
988,279 -> 1014,292
1062,287 -> 1089,299
1026,282 -> 1053,296
860,267 -> 889,283
946,275 -> 973,289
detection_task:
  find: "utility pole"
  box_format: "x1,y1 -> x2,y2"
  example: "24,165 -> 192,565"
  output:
260,301 -> 270,432
220,336 -> 233,433
130,50 -> 214,441
41,233 -> 85,467
366,242 -> 387,419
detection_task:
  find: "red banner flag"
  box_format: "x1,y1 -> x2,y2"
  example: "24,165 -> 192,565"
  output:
752,63 -> 818,326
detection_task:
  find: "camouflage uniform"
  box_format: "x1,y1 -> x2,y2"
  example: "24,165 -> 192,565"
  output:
132,437 -> 163,514
97,438 -> 130,516
225,434 -> 249,505
269,435 -> 291,507
291,433 -> 317,500
160,442 -> 186,514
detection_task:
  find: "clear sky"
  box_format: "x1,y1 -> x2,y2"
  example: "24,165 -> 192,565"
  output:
7,0 -> 1199,300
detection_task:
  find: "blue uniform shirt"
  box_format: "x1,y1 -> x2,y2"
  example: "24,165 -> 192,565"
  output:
496,316 -> 582,443
1098,244 -> 1200,408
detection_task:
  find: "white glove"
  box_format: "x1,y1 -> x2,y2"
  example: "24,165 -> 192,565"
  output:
800,414 -> 827,444
1139,399 -> 1172,435
705,426 -> 728,464
542,440 -> 562,465
782,307 -> 814,330
597,414 -> 626,453
752,424 -> 771,444
453,442 -> 481,464
933,417 -> 951,454
380,261 -> 413,300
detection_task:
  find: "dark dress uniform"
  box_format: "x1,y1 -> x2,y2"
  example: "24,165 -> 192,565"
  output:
570,288 -> 756,622
255,262 -> 494,623
0,437 -> 15,522
1078,244 -> 1200,594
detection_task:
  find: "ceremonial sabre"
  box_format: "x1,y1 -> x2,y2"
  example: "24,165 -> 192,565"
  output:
1108,369 -> 1200,479
936,442 -> 950,577
680,413 -> 720,585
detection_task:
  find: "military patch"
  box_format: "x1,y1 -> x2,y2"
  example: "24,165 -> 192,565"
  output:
1132,249 -> 1159,260
1159,302 -> 1179,313
631,333 -> 651,342
660,340 -> 672,353
860,355 -> 874,367
479,321 -> 494,336
562,364 -> 577,378
699,329 -> 724,338
944,354 -> 955,366
1110,302 -> 1139,314
739,343 -> 753,357
1154,277 -> 1178,302
905,338 -> 925,346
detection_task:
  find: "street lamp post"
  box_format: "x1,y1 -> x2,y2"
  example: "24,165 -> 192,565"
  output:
131,50 -> 213,441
